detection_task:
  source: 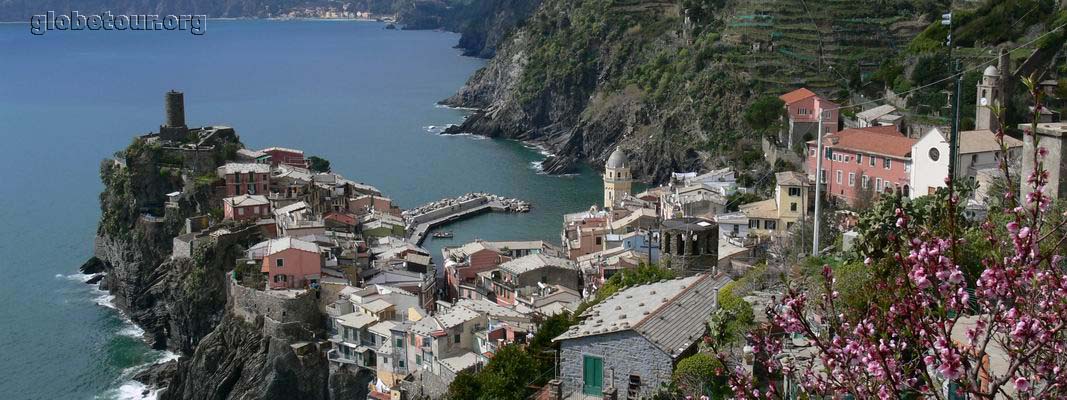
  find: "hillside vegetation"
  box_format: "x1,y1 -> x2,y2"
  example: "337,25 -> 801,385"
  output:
445,0 -> 939,183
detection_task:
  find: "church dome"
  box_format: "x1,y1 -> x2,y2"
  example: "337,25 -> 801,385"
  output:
606,147 -> 628,169
983,65 -> 1000,77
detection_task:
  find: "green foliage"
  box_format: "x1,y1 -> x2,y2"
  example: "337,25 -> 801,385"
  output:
743,96 -> 785,133
671,353 -> 728,398
708,281 -> 755,347
448,344 -> 541,400
528,312 -> 574,351
308,155 -> 331,173
447,371 -> 482,400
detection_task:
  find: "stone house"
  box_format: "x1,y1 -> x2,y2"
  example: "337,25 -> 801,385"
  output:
407,304 -> 487,385
553,274 -> 732,398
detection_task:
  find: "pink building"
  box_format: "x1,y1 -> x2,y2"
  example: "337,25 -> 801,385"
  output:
217,163 -> 271,197
223,194 -> 271,221
262,147 -> 308,168
780,88 -> 840,146
261,237 -> 322,290
805,126 -> 917,205
443,241 -> 512,301
348,195 -> 400,217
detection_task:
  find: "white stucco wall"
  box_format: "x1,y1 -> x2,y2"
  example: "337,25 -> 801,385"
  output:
910,128 -> 950,199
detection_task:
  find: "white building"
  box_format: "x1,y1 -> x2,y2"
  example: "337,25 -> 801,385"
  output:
909,128 -> 1022,199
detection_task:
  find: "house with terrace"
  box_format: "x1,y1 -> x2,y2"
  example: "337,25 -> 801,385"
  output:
260,237 -> 322,290
478,253 -> 580,306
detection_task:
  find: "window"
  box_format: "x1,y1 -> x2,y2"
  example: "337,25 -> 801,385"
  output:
835,170 -> 843,184
876,178 -> 883,191
398,360 -> 405,368
857,154 -> 863,164
790,202 -> 797,212
276,258 -> 284,267
799,107 -> 810,115
454,334 -> 461,344
765,220 -> 777,230
822,110 -> 832,119
884,158 -> 892,169
848,172 -> 856,187
820,169 -> 827,183
862,175 -> 869,189
595,237 -> 602,245
247,183 -> 254,194
237,207 -> 245,216
416,355 -> 422,365
870,156 -> 876,167
396,338 -> 403,348
809,148 -> 816,157
825,148 -> 833,160
788,187 -> 801,196
748,220 -> 758,229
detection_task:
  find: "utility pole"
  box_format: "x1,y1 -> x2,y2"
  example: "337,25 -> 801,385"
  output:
943,11 -> 962,183
812,111 -> 824,256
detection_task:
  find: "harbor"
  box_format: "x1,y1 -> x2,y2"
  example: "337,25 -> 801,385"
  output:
403,192 -> 531,245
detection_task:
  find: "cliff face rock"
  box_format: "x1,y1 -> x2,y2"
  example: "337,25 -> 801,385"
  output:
396,0 -> 542,58
443,0 -> 931,183
161,313 -> 330,400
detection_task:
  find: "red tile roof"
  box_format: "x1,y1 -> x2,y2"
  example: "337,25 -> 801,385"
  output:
779,88 -> 817,105
813,127 -> 918,159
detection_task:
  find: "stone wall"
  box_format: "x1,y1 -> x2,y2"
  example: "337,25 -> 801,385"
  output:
558,330 -> 673,399
408,196 -> 488,226
229,277 -> 322,339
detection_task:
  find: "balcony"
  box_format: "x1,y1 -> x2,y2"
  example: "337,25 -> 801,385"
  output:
327,349 -> 356,365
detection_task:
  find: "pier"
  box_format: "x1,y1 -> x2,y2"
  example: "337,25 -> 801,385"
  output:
404,193 -> 530,245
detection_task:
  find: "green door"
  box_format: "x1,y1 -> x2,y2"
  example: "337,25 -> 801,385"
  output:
582,355 -> 604,395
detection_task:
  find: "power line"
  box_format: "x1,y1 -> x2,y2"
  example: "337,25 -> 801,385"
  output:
824,19 -> 1067,114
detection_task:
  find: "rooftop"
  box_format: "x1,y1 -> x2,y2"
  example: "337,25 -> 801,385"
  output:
499,253 -> 576,276
554,274 -> 732,358
336,312 -> 377,329
661,217 -> 716,232
739,198 -> 779,220
224,194 -> 269,207
218,162 -> 270,175
812,126 -> 917,159
264,237 -> 320,256
855,104 -> 897,121
775,171 -> 807,187
779,87 -> 817,105
958,130 -> 1023,154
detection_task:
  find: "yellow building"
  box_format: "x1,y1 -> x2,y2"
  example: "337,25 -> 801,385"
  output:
603,147 -> 633,209
739,171 -> 809,236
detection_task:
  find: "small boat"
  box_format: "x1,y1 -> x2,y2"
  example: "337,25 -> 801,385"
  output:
432,231 -> 454,239
385,23 -> 396,30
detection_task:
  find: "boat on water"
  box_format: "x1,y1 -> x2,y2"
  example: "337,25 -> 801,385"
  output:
432,231 -> 454,239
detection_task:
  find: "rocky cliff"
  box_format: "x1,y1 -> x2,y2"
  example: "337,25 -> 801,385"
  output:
160,313 -> 331,400
443,0 -> 933,183
395,0 -> 542,58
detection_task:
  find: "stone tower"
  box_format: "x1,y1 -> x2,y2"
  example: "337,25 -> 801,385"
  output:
160,90 -> 188,141
976,65 -> 1001,132
604,147 -> 632,209
977,49 -> 1007,132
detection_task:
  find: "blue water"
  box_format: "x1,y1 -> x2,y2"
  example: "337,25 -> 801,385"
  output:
0,20 -> 601,399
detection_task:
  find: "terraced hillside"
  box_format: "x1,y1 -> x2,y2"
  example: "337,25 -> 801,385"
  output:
720,0 -> 927,91
444,0 -> 937,183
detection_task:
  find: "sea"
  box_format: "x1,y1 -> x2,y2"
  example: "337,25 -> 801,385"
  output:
0,20 -> 601,400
